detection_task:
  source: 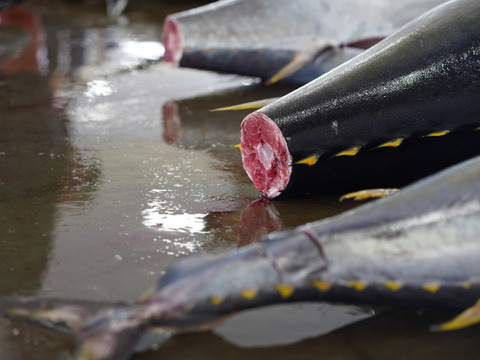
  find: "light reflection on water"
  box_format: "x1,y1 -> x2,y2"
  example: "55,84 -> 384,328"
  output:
84,79 -> 116,98
120,41 -> 165,61
142,209 -> 206,255
142,207 -> 206,234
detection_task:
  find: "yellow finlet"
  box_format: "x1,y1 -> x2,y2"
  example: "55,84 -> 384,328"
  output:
433,299 -> 480,331
377,138 -> 403,148
312,280 -> 331,292
340,188 -> 400,201
241,289 -> 258,300
382,281 -> 403,291
425,130 -> 450,137
211,97 -> 279,111
347,280 -> 367,291
333,146 -> 360,157
460,282 -> 472,289
234,144 -> 242,150
422,283 -> 440,293
275,283 -> 294,298
211,296 -> 224,305
295,154 -> 319,166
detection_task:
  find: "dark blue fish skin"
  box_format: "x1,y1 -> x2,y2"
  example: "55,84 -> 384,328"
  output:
260,0 -> 480,161
240,0 -> 480,198
179,45 -> 363,84
164,0 -> 446,84
141,153 -> 480,331
4,153 -> 480,360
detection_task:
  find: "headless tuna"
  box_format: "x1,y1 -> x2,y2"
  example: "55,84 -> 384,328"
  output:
163,0 -> 446,83
240,0 -> 480,198
4,132 -> 480,359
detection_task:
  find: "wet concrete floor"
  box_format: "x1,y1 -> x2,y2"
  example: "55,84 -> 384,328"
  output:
0,1 -> 480,359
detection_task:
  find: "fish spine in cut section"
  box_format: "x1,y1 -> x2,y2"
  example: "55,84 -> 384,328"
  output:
241,113 -> 292,198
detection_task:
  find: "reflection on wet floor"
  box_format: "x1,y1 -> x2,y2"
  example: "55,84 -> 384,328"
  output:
1,1 -> 480,359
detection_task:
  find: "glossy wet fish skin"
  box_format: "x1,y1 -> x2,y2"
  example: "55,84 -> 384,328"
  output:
166,0 -> 446,50
158,157 -> 480,330
257,0 -> 480,162
164,0 -> 446,79
239,0 -> 480,198
133,154 -> 480,335
4,156 -> 480,359
179,43 -> 363,84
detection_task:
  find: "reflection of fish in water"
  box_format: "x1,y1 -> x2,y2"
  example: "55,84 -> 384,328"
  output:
163,0 -> 446,83
240,0 -> 480,198
152,308 -> 480,360
3,152 -> 480,357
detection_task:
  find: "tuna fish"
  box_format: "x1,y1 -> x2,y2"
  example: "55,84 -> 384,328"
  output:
240,0 -> 480,198
3,129 -> 480,360
163,0 -> 446,83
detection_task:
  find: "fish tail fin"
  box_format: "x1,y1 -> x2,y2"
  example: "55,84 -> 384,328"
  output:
432,298 -> 480,331
1,297 -> 150,360
1,297 -> 100,334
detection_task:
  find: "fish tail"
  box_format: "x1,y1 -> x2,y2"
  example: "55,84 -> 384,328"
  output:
1,297 -> 150,360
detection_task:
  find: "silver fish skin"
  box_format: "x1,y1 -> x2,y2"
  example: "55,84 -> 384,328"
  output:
69,151 -> 480,360
240,0 -> 480,198
163,0 -> 445,82
3,156 -> 480,359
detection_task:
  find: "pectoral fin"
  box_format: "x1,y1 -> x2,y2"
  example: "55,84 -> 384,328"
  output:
267,45 -> 332,84
211,98 -> 279,111
340,188 -> 400,201
432,299 -> 480,331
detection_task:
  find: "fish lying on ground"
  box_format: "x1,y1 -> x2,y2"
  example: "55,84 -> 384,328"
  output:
4,132 -> 480,359
163,0 -> 446,83
240,0 -> 480,198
